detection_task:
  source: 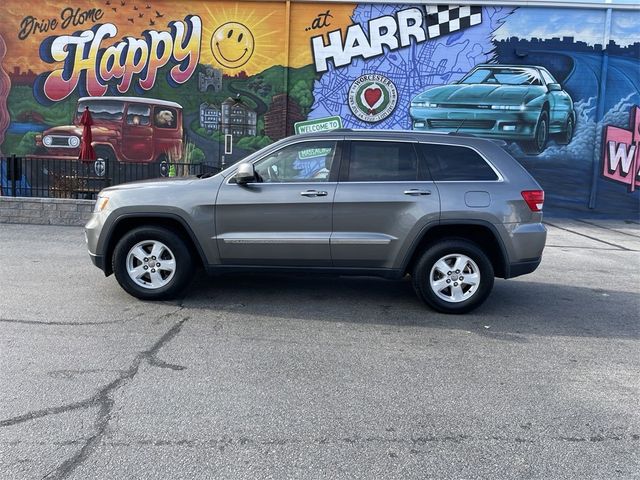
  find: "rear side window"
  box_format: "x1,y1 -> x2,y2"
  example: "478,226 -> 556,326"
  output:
347,141 -> 418,181
154,107 -> 178,129
421,144 -> 498,181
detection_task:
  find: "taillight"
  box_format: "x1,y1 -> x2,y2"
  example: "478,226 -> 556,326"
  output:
521,190 -> 544,212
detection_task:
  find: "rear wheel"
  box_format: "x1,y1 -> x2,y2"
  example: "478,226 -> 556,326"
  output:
155,154 -> 169,178
412,239 -> 494,314
112,226 -> 194,300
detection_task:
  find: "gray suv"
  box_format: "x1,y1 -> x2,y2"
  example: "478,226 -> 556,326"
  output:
85,130 -> 546,314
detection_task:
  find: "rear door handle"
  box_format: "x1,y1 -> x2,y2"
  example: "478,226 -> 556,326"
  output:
300,190 -> 328,197
404,189 -> 431,196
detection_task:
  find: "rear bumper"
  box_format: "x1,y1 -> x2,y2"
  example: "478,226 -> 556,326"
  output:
506,257 -> 541,278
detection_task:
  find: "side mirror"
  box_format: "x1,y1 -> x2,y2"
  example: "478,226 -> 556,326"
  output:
234,163 -> 256,184
548,83 -> 561,92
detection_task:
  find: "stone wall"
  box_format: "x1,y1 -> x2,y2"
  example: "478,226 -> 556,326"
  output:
0,197 -> 93,226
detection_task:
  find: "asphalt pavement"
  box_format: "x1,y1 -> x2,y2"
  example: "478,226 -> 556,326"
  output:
0,219 -> 638,479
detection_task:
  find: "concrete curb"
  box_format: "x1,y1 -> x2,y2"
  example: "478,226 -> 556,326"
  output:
0,197 -> 94,226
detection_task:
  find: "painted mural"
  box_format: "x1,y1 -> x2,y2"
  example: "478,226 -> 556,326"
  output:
0,1 -> 638,216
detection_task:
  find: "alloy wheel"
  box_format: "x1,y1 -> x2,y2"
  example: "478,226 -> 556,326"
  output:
126,240 -> 177,289
429,253 -> 481,303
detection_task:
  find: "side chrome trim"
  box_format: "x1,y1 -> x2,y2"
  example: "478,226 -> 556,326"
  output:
331,233 -> 397,245
216,232 -> 330,245
215,232 -> 397,245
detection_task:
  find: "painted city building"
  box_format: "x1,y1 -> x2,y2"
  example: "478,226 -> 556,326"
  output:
0,0 -> 638,216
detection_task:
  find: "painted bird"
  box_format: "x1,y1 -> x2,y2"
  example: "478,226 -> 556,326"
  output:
149,19 -> 155,26
155,10 -> 164,18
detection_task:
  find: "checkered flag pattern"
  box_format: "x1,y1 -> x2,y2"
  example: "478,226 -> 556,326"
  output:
425,5 -> 482,39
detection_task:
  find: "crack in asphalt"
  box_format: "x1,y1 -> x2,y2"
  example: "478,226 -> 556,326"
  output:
96,431 -> 639,450
574,219 -> 640,239
546,245 -> 626,251
0,311 -> 190,480
0,317 -> 139,326
544,221 -> 637,252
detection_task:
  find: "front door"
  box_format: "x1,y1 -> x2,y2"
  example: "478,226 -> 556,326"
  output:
215,139 -> 341,266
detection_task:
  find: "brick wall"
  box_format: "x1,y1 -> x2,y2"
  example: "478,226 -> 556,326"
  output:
0,197 -> 94,226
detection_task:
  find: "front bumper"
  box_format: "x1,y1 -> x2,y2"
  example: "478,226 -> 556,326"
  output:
85,211 -> 112,275
89,251 -> 106,271
409,106 -> 538,140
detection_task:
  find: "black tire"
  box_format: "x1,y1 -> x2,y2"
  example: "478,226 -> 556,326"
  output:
555,114 -> 574,145
412,239 -> 494,314
94,146 -> 119,181
520,110 -> 549,155
112,226 -> 194,300
155,154 -> 169,178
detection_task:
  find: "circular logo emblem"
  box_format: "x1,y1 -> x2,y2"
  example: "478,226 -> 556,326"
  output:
348,74 -> 398,123
94,159 -> 106,177
211,22 -> 255,69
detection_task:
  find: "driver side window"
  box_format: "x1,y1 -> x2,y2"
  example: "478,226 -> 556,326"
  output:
253,141 -> 337,183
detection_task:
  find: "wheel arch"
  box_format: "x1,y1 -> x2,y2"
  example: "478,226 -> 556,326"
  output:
541,101 -> 550,114
401,221 -> 508,278
93,143 -> 116,159
101,213 -> 206,276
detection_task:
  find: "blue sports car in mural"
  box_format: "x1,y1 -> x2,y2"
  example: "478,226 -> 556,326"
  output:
410,65 -> 575,155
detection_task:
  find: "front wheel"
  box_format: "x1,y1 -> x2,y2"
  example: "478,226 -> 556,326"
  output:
112,226 -> 194,300
555,115 -> 574,145
412,239 -> 494,314
520,110 -> 549,155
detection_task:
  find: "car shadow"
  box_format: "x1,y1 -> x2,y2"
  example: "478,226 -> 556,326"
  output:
180,273 -> 639,340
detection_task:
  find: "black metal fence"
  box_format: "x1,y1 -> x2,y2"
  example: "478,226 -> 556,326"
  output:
0,155 -> 221,199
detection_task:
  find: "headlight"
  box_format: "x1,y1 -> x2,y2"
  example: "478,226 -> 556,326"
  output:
491,105 -> 525,111
43,135 -> 53,147
69,136 -> 80,147
413,102 -> 438,108
93,195 -> 109,213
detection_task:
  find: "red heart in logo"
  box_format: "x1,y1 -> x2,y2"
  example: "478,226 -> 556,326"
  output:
364,87 -> 382,108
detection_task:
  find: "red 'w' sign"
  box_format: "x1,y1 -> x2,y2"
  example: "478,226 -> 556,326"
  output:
602,105 -> 640,193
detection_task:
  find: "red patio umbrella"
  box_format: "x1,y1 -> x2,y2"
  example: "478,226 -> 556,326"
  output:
78,106 -> 96,161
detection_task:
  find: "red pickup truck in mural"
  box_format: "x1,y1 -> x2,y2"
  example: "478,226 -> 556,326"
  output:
35,96 -> 184,165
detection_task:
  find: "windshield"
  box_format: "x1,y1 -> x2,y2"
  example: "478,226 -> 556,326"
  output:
76,100 -> 125,122
460,68 -> 542,86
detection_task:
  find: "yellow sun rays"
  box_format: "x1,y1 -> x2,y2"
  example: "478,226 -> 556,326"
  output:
200,2 -> 286,75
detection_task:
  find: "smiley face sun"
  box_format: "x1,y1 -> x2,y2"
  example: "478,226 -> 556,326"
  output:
211,22 -> 255,69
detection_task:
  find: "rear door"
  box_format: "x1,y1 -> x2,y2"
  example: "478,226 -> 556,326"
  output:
122,103 -> 154,162
331,139 -> 440,270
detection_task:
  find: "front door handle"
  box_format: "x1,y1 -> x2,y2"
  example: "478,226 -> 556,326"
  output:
300,190 -> 328,197
404,189 -> 431,196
